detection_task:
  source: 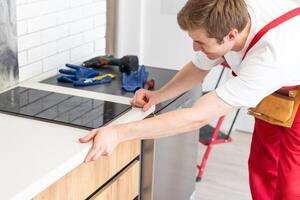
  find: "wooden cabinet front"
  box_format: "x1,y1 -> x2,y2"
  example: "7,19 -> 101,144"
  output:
91,160 -> 140,200
33,140 -> 141,200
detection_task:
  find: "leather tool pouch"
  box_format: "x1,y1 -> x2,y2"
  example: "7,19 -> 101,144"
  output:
248,88 -> 300,127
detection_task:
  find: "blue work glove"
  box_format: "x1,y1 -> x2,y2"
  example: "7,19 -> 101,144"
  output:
57,64 -> 100,84
57,64 -> 115,86
122,65 -> 148,92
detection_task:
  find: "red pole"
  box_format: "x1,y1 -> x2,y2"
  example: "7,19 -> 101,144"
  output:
196,116 -> 225,181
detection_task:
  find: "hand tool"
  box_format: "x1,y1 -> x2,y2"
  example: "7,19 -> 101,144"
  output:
73,74 -> 115,86
82,55 -> 139,74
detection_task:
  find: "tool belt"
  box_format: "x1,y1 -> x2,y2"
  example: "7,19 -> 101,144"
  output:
248,88 -> 300,127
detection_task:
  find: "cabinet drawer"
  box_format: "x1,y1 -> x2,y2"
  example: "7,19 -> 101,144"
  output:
91,160 -> 140,200
33,140 -> 141,200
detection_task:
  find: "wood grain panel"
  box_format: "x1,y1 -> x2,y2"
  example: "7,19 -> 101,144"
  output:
106,0 -> 117,55
92,160 -> 140,200
33,140 -> 140,200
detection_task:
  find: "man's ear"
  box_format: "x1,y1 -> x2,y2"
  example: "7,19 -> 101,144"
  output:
224,29 -> 238,41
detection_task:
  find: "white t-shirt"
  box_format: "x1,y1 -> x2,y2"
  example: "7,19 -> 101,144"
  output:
192,0 -> 300,107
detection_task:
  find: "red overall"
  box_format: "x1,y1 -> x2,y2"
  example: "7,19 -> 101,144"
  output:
224,8 -> 300,200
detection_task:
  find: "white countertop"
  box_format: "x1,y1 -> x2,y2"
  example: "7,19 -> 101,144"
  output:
0,70 -> 155,200
0,106 -> 154,200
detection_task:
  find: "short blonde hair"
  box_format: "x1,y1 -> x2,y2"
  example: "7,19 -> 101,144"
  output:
177,0 -> 248,43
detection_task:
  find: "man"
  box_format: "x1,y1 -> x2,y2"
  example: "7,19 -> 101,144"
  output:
80,0 -> 300,199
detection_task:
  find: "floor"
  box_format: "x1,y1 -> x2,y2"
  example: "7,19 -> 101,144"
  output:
195,130 -> 252,200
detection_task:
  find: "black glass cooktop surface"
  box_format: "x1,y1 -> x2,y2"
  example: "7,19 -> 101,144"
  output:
0,87 -> 130,129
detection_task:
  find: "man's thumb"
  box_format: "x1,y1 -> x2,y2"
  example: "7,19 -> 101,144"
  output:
79,129 -> 97,143
143,101 -> 153,111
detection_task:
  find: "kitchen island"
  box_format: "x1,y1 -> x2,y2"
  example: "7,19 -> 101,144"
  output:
0,66 -> 200,200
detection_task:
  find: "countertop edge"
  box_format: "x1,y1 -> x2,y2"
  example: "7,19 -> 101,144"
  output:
8,106 -> 155,200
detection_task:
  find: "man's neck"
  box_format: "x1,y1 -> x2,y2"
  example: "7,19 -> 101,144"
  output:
233,15 -> 251,52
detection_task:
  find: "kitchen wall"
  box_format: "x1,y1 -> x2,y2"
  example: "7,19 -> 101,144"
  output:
16,0 -> 107,82
0,0 -> 18,90
116,0 -> 142,59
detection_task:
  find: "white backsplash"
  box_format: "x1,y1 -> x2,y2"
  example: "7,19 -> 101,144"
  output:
16,0 -> 107,82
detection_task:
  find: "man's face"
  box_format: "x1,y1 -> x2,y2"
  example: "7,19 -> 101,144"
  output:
188,28 -> 234,60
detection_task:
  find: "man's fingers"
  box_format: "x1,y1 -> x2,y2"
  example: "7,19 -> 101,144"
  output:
81,127 -> 118,162
134,101 -> 146,108
91,147 -> 106,161
131,97 -> 147,108
85,133 -> 106,162
143,100 -> 153,111
85,141 -> 102,162
131,94 -> 137,105
131,89 -> 154,109
84,147 -> 94,162
135,95 -> 148,107
79,129 -> 98,143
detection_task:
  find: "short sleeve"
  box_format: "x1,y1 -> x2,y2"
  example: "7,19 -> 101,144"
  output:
215,46 -> 287,107
192,51 -> 223,70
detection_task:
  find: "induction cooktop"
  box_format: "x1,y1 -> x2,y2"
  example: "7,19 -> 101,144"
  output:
0,87 -> 130,129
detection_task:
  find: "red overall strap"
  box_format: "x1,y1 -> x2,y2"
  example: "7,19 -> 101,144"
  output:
242,7 -> 300,61
224,7 -> 300,83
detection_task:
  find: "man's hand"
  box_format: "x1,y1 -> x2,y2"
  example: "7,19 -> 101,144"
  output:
131,89 -> 161,111
79,126 -> 120,162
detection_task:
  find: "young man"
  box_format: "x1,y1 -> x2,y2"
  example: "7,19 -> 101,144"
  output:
80,0 -> 300,199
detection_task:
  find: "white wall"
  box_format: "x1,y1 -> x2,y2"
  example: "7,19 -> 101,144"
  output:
16,0 -> 107,82
116,0 -> 192,69
115,0 -> 141,58
141,0 -> 192,70
117,0 -> 254,133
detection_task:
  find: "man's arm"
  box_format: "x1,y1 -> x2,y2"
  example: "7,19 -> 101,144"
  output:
120,91 -> 234,141
80,90 -> 236,162
131,61 -> 210,111
157,61 -> 210,102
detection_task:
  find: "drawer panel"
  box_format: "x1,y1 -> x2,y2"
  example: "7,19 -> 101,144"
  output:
33,140 -> 141,200
92,160 -> 140,200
